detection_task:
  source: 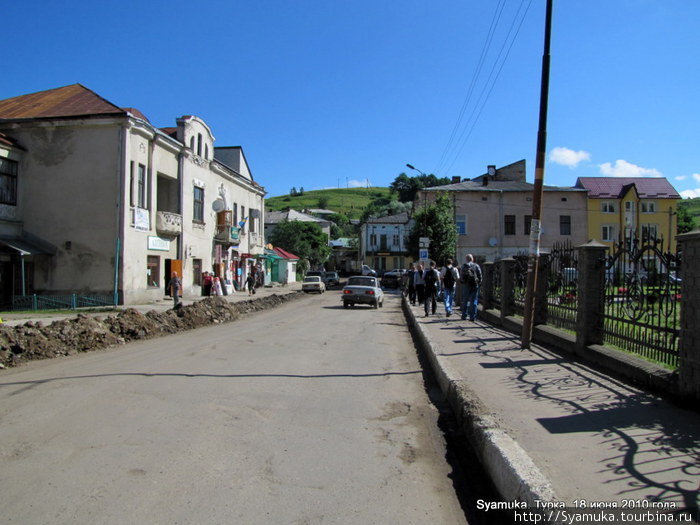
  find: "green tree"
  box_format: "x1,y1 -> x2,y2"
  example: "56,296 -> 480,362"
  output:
407,193 -> 457,265
677,205 -> 695,234
390,172 -> 451,202
268,220 -> 330,268
317,195 -> 330,209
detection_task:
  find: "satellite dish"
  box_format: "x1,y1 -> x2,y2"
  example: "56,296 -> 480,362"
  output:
212,199 -> 225,212
489,237 -> 499,247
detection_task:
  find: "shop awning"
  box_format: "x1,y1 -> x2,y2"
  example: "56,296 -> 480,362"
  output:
0,235 -> 56,256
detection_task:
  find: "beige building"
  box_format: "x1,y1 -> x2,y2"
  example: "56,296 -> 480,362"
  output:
0,84 -> 265,306
418,160 -> 588,262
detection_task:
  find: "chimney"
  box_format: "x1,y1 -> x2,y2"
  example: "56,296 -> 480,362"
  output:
451,176 -> 461,184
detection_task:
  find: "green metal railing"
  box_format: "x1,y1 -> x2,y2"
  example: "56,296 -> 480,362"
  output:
12,294 -> 115,311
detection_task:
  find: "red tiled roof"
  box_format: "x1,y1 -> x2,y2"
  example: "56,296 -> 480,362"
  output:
159,127 -> 178,139
273,247 -> 299,260
575,177 -> 680,199
122,107 -> 150,123
0,84 -> 125,120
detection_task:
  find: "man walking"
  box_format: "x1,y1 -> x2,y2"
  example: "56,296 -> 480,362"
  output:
168,271 -> 182,309
406,263 -> 417,305
414,263 -> 426,306
423,261 -> 440,317
460,254 -> 482,321
440,258 -> 459,317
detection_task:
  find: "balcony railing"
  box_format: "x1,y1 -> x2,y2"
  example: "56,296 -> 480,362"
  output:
249,232 -> 262,247
215,224 -> 241,243
156,211 -> 182,236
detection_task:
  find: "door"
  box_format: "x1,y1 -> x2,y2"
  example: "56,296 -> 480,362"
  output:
165,259 -> 183,296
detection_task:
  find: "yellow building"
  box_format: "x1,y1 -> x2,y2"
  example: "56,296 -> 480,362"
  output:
575,177 -> 681,253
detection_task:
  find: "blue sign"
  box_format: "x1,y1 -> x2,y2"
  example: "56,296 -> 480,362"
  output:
419,248 -> 429,260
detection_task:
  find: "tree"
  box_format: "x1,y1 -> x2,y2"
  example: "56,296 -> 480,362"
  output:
317,195 -> 330,209
268,220 -> 330,268
290,187 -> 298,196
407,193 -> 457,265
390,172 -> 452,202
677,204 -> 695,235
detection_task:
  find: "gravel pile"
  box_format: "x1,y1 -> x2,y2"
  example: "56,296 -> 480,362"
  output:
0,293 -> 301,368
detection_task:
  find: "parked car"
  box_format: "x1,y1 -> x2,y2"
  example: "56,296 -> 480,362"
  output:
361,264 -> 377,277
380,269 -> 405,289
302,276 -> 326,294
342,276 -> 384,308
306,270 -> 327,283
325,271 -> 340,287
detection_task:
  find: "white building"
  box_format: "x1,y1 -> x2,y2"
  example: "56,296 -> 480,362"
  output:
360,212 -> 413,272
0,84 -> 266,306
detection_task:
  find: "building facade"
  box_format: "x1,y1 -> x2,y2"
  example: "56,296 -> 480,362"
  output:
575,177 -> 680,252
360,212 -> 413,272
0,84 -> 265,305
418,160 -> 589,262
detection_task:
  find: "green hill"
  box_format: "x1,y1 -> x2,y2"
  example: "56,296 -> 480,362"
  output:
679,197 -> 700,218
265,187 -> 393,219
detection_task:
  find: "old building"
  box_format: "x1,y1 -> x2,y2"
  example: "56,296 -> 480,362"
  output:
418,160 -> 588,262
0,84 -> 265,305
360,212 -> 413,272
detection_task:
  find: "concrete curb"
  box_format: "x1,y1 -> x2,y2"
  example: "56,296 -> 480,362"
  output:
402,296 -> 557,506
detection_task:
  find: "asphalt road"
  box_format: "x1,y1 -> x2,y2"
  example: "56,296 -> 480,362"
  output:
0,289 -> 468,524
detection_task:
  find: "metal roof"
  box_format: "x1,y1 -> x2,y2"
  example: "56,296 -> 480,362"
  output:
0,84 -> 125,120
575,177 -> 680,199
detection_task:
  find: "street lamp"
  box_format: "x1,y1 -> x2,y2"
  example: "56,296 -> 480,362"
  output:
406,163 -> 426,176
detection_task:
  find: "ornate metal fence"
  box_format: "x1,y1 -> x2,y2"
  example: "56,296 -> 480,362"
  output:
545,241 -> 579,332
603,233 -> 680,367
492,260 -> 502,309
512,255 -> 528,316
12,294 -> 115,311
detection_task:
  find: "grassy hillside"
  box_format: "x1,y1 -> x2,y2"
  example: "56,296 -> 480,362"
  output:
678,197 -> 700,219
265,187 -> 393,219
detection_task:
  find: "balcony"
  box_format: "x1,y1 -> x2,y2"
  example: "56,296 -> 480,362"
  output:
249,232 -> 262,247
156,211 -> 182,236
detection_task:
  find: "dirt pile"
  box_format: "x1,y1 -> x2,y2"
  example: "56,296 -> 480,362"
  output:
0,293 -> 301,368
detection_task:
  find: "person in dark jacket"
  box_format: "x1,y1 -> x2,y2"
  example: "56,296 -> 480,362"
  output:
168,271 -> 182,308
423,261 -> 440,317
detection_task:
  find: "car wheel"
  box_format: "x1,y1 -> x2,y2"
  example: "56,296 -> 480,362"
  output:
343,301 -> 349,309
373,300 -> 378,309
379,300 -> 383,308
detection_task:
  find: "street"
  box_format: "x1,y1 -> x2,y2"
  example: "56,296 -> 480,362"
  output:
0,289 -> 469,524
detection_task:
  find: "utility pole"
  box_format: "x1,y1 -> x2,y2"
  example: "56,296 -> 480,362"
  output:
522,0 -> 554,350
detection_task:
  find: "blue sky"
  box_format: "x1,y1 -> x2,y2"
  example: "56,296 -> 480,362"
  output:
4,1 -> 700,198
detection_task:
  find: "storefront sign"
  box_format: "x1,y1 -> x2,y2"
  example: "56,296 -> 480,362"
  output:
230,227 -> 240,241
134,207 -> 150,232
148,236 -> 170,251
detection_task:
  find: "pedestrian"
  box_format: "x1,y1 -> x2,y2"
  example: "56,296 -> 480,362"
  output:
202,271 -> 213,296
460,253 -> 482,321
246,272 -> 255,295
212,276 -> 223,296
423,260 -> 440,317
414,263 -> 426,305
167,271 -> 182,308
440,258 -> 460,317
406,263 -> 417,305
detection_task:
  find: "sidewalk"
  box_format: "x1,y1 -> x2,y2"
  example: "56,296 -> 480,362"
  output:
404,298 -> 699,513
0,282 -> 302,327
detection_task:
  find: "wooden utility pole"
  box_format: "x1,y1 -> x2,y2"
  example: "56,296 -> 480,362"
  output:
521,0 -> 554,349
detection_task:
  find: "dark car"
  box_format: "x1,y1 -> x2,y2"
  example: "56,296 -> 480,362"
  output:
380,269 -> 405,289
325,271 -> 340,287
306,271 -> 327,284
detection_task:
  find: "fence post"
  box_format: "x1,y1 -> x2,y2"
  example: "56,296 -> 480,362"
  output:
677,230 -> 700,402
481,262 -> 494,311
575,241 -> 607,352
32,294 -> 38,311
534,253 -> 549,326
71,294 -> 77,310
501,257 -> 516,323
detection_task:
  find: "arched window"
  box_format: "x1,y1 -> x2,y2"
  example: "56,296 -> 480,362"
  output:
190,137 -> 195,150
197,134 -> 202,156
205,145 -> 209,160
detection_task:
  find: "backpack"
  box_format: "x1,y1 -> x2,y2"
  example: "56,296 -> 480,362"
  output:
424,268 -> 438,288
443,266 -> 457,289
461,263 -> 480,288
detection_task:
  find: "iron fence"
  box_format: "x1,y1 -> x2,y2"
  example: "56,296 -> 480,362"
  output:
492,260 -> 502,309
603,233 -> 680,367
12,294 -> 115,311
512,255 -> 528,316
545,241 -> 578,332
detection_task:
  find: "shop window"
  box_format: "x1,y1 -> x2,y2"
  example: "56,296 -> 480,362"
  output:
147,256 -> 160,288
193,258 -> 202,285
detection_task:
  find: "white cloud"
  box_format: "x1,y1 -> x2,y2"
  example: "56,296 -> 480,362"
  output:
693,173 -> 700,183
347,178 -> 371,188
598,159 -> 663,178
675,175 -> 687,181
549,147 -> 591,168
680,189 -> 700,199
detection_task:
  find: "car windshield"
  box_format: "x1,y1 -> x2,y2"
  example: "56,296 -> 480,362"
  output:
304,277 -> 321,283
348,277 -> 375,287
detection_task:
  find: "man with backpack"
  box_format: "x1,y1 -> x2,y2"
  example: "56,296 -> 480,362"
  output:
460,253 -> 482,321
423,260 -> 440,317
440,258 -> 460,317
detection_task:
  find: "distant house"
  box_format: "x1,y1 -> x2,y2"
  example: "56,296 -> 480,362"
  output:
575,177 -> 680,252
418,160 -> 588,262
327,237 -> 358,274
360,212 -> 413,272
264,209 -> 332,243
271,246 -> 299,283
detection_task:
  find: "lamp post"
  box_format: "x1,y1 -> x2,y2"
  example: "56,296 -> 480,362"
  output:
406,163 -> 426,176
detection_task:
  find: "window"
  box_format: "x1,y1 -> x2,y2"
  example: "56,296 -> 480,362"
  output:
241,205 -> 246,232
642,223 -> 658,239
560,215 -> 571,236
504,215 -> 516,235
147,256 -> 160,288
137,164 -> 147,208
205,145 -> 209,160
190,137 -> 195,150
197,134 -> 202,156
524,215 -> 532,235
249,210 -> 256,233
641,201 -> 656,213
602,225 -> 616,241
129,161 -> 135,207
370,234 -> 377,247
392,234 -> 400,246
193,259 -> 202,286
0,158 -> 18,206
193,186 -> 204,222
625,201 -> 635,212
601,201 -> 616,213
380,234 -> 387,250
233,203 -> 238,225
456,214 -> 467,235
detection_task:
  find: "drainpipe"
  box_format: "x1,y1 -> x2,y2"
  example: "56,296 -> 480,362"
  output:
115,124 -> 128,305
